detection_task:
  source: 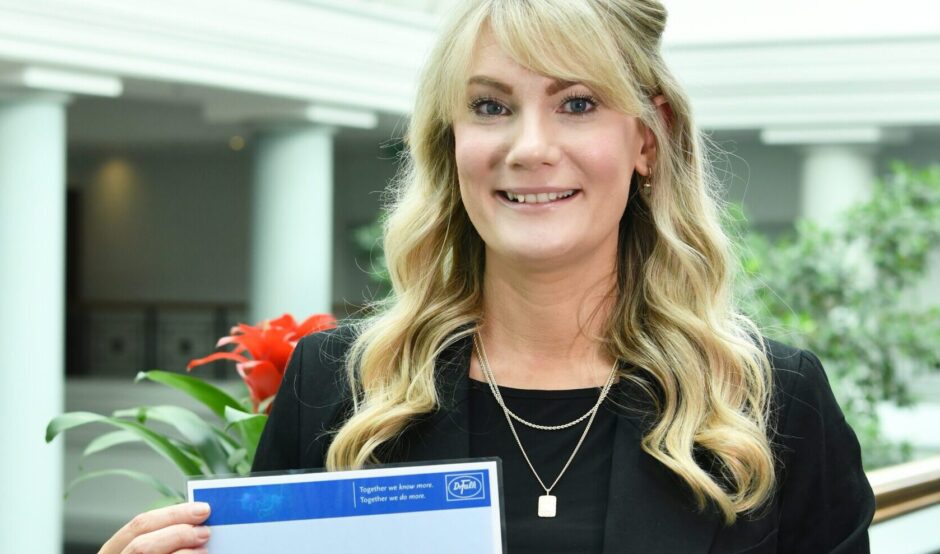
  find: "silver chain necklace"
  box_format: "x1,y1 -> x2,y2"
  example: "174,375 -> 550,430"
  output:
473,333 -> 619,518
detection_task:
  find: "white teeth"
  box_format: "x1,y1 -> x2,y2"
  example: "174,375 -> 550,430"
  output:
504,190 -> 577,204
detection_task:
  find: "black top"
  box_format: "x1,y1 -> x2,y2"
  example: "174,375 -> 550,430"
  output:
468,378 -> 617,554
252,327 -> 876,553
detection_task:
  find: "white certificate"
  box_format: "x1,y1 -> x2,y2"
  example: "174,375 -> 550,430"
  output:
187,458 -> 504,553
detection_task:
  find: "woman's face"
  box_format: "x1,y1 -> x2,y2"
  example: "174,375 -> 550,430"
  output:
453,30 -> 655,272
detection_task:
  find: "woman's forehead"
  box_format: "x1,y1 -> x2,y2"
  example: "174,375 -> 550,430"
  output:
464,27 -> 593,91
440,14 -> 645,117
465,33 -> 542,84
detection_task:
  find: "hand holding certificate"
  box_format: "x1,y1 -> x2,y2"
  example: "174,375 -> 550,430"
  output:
188,459 -> 504,553
97,502 -> 212,554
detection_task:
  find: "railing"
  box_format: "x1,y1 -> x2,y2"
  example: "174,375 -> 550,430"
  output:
869,455 -> 940,523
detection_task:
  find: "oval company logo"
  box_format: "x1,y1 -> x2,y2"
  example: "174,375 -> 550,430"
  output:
445,473 -> 485,501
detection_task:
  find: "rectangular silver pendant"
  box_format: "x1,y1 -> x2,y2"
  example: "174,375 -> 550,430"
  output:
538,494 -> 557,518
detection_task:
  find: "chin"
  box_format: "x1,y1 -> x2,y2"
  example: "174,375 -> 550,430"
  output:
492,240 -> 579,268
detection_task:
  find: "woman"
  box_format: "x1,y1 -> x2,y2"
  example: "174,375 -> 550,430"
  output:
101,1 -> 875,552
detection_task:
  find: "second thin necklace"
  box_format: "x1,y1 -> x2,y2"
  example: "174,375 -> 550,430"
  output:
474,332 -> 619,518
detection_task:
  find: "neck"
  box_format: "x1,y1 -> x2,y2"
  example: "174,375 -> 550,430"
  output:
474,251 -> 618,390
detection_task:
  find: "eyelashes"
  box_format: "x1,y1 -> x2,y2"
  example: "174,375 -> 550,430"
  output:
560,93 -> 599,114
466,94 -> 600,117
467,95 -> 507,116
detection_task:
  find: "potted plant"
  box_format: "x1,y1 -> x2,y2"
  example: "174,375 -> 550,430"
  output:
46,313 -> 336,505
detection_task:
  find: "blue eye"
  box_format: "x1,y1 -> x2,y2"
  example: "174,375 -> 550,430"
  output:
562,95 -> 598,114
469,97 -> 508,117
481,102 -> 506,116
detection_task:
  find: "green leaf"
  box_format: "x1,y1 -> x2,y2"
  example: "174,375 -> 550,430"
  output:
65,469 -> 184,502
257,395 -> 276,414
82,430 -> 140,458
46,412 -> 106,443
171,439 -> 203,465
210,427 -> 240,460
235,460 -> 251,475
115,405 -> 232,474
136,370 -> 242,420
47,411 -> 202,476
227,448 -> 247,467
224,406 -> 267,463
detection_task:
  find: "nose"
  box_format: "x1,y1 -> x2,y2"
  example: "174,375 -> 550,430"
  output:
504,110 -> 561,169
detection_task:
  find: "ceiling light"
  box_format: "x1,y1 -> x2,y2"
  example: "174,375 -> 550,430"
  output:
18,67 -> 123,97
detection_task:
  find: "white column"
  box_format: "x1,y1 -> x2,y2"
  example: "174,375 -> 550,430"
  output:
0,96 -> 67,554
250,125 -> 335,323
798,144 -> 879,290
799,144 -> 876,225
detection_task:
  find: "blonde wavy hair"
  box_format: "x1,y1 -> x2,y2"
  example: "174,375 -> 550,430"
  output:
326,0 -> 774,524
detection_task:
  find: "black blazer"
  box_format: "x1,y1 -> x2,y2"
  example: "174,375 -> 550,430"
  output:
253,327 -> 875,553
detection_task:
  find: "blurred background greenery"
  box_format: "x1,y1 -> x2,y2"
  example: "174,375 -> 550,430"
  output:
734,162 -> 940,468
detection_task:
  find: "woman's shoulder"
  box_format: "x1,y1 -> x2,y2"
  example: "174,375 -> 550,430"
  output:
761,337 -> 838,420
761,337 -> 849,446
759,340 -> 876,550
289,324 -> 360,399
763,337 -> 818,376
296,324 -> 359,363
251,325 -> 359,472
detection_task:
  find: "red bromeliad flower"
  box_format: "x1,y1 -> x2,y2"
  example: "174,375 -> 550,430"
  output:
187,313 -> 337,412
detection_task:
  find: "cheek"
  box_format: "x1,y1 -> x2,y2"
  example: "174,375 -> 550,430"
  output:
454,130 -> 489,229
454,128 -> 497,188
578,127 -> 640,195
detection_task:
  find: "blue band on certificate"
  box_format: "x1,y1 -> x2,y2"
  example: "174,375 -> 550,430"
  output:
194,469 -> 493,526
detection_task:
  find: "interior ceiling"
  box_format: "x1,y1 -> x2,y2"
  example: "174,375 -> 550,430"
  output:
60,0 -> 940,150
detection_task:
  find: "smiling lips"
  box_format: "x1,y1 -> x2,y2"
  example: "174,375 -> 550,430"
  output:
501,189 -> 578,204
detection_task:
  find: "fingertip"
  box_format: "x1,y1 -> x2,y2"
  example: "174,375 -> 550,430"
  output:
194,525 -> 211,541
191,501 -> 210,518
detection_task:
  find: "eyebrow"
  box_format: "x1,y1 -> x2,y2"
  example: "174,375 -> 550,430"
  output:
466,75 -> 579,96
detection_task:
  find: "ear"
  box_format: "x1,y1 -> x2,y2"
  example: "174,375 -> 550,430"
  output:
636,94 -> 670,177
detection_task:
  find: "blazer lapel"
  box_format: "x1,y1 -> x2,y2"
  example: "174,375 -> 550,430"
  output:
602,382 -> 721,553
